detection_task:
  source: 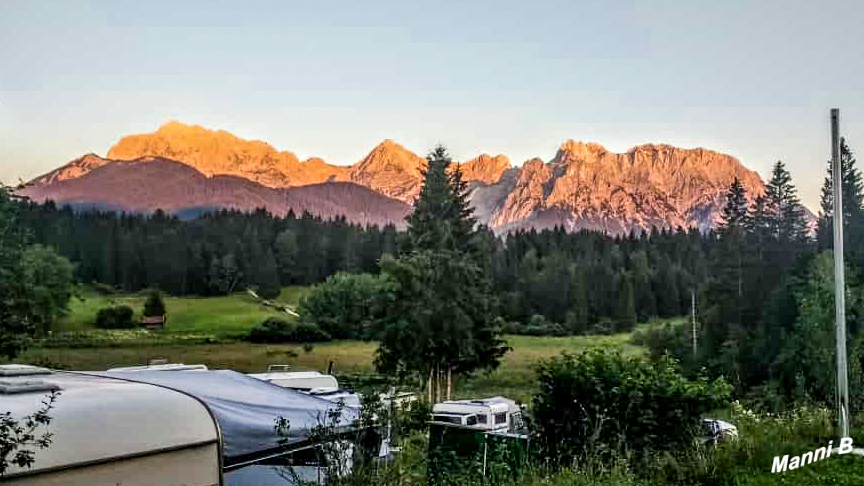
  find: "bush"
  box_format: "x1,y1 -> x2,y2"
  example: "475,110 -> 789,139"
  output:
500,316 -> 569,336
291,322 -> 331,343
248,317 -> 331,343
297,272 -> 395,340
532,349 -> 731,467
94,305 -> 135,329
142,289 -> 166,317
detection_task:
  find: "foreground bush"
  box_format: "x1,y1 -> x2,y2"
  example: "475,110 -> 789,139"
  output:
248,317 -> 331,343
532,349 -> 731,466
94,305 -> 135,329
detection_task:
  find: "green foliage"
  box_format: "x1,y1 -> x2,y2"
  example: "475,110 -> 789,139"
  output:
0,187 -> 38,359
94,305 -> 135,329
532,349 -> 731,466
142,289 -> 166,317
613,272 -> 637,332
818,138 -> 864,262
0,391 -> 59,478
406,145 -> 478,254
501,315 -> 569,337
298,272 -> 395,340
775,251 -> 864,410
374,250 -> 510,395
20,244 -> 76,335
248,316 -> 331,343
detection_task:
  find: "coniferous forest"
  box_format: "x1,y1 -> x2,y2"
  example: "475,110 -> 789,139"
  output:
9,138 -> 864,409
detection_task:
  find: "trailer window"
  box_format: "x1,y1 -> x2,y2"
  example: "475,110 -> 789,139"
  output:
476,414 -> 487,424
466,415 -> 477,426
433,415 -> 462,425
494,412 -> 507,425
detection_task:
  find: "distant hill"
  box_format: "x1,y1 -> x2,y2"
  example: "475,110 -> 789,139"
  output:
18,157 -> 411,227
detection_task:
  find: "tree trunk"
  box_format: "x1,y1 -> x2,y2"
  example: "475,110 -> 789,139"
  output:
446,367 -> 452,400
427,367 -> 433,403
436,362 -> 442,403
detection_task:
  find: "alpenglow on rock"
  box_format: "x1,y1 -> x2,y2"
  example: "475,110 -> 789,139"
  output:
26,121 -> 781,235
474,141 -> 766,234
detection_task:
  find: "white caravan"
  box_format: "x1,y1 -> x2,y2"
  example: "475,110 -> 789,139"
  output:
0,364 -> 221,486
0,364 -> 361,486
431,396 -> 526,433
248,366 -> 362,408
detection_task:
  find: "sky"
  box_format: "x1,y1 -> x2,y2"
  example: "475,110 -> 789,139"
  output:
2,0 -> 863,211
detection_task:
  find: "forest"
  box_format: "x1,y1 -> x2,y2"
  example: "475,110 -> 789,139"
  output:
6,138 -> 864,410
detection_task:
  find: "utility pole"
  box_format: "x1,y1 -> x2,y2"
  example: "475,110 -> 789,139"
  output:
831,108 -> 850,439
691,289 -> 697,358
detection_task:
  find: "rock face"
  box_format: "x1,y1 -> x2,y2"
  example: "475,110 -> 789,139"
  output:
29,153 -> 114,186
347,139 -> 426,203
482,141 -> 766,234
18,157 -> 411,226
26,121 -> 782,234
455,154 -> 511,184
107,121 -> 349,187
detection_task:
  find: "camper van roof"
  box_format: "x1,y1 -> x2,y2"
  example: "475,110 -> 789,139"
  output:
94,369 -> 359,466
106,363 -> 209,372
248,370 -> 331,380
0,370 -> 218,478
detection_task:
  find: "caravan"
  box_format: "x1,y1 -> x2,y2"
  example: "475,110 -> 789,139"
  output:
0,364 -> 366,485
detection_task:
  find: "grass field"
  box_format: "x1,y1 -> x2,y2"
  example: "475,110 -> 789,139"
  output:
55,286 -> 310,334
20,332 -> 647,403
15,287 -> 672,402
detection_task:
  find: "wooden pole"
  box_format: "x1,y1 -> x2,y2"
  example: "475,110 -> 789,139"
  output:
446,367 -> 452,400
831,108 -> 850,438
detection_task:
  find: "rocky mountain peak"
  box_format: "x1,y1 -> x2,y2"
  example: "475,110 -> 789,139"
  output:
456,154 -> 511,184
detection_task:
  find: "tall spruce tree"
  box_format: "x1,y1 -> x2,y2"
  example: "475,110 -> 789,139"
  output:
380,145 -> 506,400
818,138 -> 864,268
406,145 -> 478,254
613,271 -> 637,332
702,178 -> 751,371
766,161 -> 809,244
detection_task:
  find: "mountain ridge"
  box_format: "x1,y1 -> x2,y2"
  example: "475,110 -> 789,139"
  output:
24,120 -> 798,235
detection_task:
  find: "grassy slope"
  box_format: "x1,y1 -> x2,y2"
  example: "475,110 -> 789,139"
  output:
56,286 -> 310,334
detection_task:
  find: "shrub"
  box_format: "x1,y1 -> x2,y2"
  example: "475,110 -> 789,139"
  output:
142,289 -> 166,317
94,305 -> 135,329
291,322 -> 331,343
248,317 -> 331,343
501,316 -> 569,336
532,349 -> 731,467
297,272 -> 395,340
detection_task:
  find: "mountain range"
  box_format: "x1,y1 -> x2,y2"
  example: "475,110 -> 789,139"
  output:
19,121 -> 774,234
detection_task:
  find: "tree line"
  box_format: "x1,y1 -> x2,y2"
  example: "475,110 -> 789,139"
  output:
641,138 -> 864,411
17,192 -> 721,332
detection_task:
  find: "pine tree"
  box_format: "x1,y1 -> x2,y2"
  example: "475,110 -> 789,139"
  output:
766,161 -> 809,246
142,289 -> 167,317
613,272 -> 636,332
256,248 -> 281,299
818,138 -> 864,267
406,145 -> 478,254
719,177 -> 749,232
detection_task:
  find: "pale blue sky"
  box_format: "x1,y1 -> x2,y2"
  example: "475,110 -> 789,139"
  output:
2,0 -> 863,210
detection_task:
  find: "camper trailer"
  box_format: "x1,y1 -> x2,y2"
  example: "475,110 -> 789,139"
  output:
431,396 -> 525,433
248,366 -> 362,408
0,364 -> 363,486
0,364 -> 221,486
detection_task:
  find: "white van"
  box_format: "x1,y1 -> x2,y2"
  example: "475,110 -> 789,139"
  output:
431,396 -> 525,433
